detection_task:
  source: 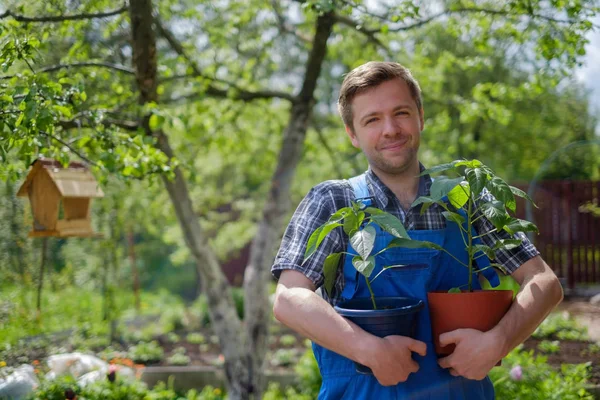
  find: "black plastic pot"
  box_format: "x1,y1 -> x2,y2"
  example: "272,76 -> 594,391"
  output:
334,297 -> 424,374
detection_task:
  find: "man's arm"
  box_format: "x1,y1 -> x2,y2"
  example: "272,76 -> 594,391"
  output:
437,255 -> 563,379
273,269 -> 427,386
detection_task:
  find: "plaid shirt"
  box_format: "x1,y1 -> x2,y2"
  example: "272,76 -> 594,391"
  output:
272,167 -> 539,306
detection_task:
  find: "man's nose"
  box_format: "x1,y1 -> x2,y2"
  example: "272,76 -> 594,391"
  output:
382,116 -> 399,137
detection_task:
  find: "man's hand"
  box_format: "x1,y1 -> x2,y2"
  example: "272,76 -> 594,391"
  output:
367,336 -> 427,386
437,328 -> 503,380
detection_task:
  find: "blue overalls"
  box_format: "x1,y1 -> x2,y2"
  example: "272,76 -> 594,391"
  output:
312,174 -> 499,399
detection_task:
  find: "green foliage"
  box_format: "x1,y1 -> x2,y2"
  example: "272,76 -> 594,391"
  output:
167,346 -> 190,366
127,340 -> 164,364
279,334 -> 297,347
270,348 -> 297,367
489,346 -> 593,400
538,340 -> 561,354
411,159 -> 539,291
293,347 -> 322,398
304,201 -> 413,307
262,383 -> 314,400
579,201 -> 600,218
186,333 -> 205,345
532,313 -> 589,340
28,374 -> 225,400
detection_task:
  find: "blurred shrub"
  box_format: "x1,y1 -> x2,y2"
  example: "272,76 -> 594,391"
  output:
489,346 -> 593,400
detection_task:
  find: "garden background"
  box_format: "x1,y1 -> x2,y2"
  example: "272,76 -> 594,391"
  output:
1,0 -> 600,399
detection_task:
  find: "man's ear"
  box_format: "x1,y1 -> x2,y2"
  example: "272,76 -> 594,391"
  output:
419,107 -> 425,131
345,125 -> 360,149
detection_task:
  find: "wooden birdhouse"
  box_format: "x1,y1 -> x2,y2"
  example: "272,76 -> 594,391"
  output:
17,158 -> 104,238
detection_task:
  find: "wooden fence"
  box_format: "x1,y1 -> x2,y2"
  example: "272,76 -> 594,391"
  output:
514,181 -> 600,289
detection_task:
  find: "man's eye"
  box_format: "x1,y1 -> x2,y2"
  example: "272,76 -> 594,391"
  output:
396,111 -> 408,116
365,118 -> 377,125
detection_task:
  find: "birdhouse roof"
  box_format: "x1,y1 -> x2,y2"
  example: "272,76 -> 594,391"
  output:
17,158 -> 104,198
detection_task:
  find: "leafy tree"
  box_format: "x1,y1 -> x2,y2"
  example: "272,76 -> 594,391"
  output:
0,0 -> 597,398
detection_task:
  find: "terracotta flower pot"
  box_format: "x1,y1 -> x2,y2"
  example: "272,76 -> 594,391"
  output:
427,290 -> 513,356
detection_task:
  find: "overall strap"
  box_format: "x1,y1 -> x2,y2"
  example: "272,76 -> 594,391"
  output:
347,174 -> 373,207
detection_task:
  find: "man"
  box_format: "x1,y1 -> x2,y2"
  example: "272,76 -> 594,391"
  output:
271,61 -> 563,399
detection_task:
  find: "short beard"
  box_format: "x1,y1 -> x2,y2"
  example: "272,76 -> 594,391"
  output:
368,150 -> 417,176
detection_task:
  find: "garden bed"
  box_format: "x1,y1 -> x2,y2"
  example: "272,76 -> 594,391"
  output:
2,299 -> 599,390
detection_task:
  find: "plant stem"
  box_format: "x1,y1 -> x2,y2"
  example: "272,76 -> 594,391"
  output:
365,277 -> 377,310
467,195 -> 474,292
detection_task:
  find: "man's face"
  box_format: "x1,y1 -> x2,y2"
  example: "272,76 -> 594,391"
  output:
346,79 -> 424,176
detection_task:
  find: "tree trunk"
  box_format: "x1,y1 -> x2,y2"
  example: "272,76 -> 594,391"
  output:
127,227 -> 141,311
129,1 -> 335,397
6,181 -> 26,280
129,1 -> 252,397
36,237 -> 48,318
242,12 -> 335,398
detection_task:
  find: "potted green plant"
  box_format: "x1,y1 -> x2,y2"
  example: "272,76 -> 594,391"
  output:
407,159 -> 539,356
303,201 -> 425,373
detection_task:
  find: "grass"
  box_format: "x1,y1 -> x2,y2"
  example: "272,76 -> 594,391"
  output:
0,284 -> 185,347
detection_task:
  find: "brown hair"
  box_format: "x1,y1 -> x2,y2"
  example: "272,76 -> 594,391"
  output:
338,61 -> 423,129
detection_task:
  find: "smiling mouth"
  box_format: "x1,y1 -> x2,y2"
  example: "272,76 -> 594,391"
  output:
382,140 -> 408,151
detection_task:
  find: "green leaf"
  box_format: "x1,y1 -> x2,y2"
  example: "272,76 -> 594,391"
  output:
15,112 -> 24,127
489,263 -> 510,275
369,213 -> 409,239
419,200 -> 434,215
419,161 -> 459,176
455,159 -> 483,169
448,182 -> 470,209
387,237 -> 443,251
442,210 -> 465,225
503,218 -> 539,235
350,225 -> 376,259
53,105 -> 72,118
466,167 -> 488,197
480,201 -> 511,230
492,239 -> 523,251
352,200 -> 367,211
412,195 -> 436,208
342,212 -> 358,236
510,185 -> 538,208
430,176 -> 465,199
364,207 -> 385,215
328,207 -> 352,223
149,114 -> 165,131
448,287 -> 462,293
323,252 -> 342,298
352,255 -> 376,278
473,244 -> 496,260
304,222 -> 342,261
487,176 -> 516,212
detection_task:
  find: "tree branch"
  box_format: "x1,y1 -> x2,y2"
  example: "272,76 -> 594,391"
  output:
333,14 -> 391,56
39,62 -> 135,74
358,6 -> 580,34
154,16 -> 296,103
270,0 -> 312,43
0,62 -> 135,80
0,4 -> 128,23
58,117 -> 139,132
38,130 -> 99,167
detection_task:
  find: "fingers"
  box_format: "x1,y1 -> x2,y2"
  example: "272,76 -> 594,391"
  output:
439,329 -> 462,347
403,337 -> 427,356
437,355 -> 452,370
408,359 -> 419,374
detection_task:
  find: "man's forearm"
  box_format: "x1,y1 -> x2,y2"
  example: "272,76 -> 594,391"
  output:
490,259 -> 563,357
273,285 -> 377,365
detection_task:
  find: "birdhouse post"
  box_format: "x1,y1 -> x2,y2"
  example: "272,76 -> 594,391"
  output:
17,158 -> 104,238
